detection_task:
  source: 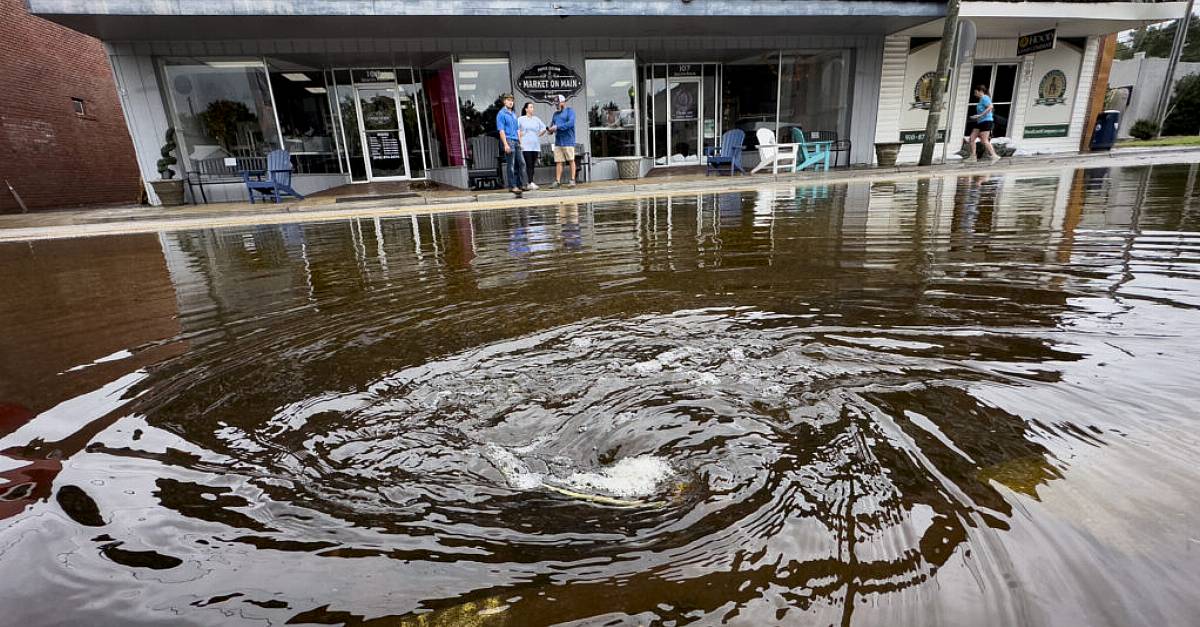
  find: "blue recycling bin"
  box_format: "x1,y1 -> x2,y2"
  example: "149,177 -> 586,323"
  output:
1090,110 -> 1121,151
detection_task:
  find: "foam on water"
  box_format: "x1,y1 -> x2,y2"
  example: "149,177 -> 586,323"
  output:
558,455 -> 676,499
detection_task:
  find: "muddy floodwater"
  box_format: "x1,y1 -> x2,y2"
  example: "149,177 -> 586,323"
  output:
2,164 -> 1200,626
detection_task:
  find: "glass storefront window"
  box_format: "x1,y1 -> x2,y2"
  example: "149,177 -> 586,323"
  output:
331,69 -> 367,181
455,58 -> 512,171
396,68 -> 427,178
585,59 -> 638,158
162,59 -> 281,171
268,65 -> 340,174
721,54 -> 779,149
778,51 -> 851,141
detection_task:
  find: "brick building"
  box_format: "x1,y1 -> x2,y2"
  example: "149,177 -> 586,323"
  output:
0,0 -> 140,212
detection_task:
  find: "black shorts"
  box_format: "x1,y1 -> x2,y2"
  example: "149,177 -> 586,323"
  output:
974,120 -> 994,133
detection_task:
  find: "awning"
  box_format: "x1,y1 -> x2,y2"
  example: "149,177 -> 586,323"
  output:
899,1 -> 1189,38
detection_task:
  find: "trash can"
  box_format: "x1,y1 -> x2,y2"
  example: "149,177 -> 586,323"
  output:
613,156 -> 643,180
1090,110 -> 1121,151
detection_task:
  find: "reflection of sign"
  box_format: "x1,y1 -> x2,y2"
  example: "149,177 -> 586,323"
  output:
1023,124 -> 1069,139
1018,29 -> 1056,56
669,64 -> 701,77
900,129 -> 947,144
516,61 -> 583,104
367,131 -> 402,160
671,82 -> 698,121
1035,70 -> 1068,106
911,71 -> 938,110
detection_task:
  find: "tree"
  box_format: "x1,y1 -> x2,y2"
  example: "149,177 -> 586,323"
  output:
1116,16 -> 1200,62
1162,74 -> 1200,135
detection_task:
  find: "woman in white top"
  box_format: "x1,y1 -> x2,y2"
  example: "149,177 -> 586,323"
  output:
517,102 -> 548,190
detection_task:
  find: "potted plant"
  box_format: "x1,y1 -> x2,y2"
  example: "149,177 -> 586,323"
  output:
874,141 -> 902,167
604,101 -> 620,127
149,128 -> 185,206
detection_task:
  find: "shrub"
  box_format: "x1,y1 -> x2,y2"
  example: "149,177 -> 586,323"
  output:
1129,119 -> 1159,140
1163,74 -> 1200,136
156,128 -> 177,180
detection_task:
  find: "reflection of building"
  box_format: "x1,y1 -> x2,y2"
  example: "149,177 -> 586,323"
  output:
26,2 -> 1185,202
0,234 -> 182,520
0,0 -> 140,212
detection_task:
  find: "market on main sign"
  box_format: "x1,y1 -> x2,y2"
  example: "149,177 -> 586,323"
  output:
516,61 -> 584,104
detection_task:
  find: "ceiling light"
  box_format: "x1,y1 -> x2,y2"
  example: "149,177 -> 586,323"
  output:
458,71 -> 479,79
305,86 -> 327,94
204,61 -> 264,68
611,80 -> 632,87
283,73 -> 310,82
459,83 -> 476,91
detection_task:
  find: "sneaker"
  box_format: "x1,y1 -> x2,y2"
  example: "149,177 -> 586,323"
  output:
965,156 -> 977,163
567,179 -> 576,188
550,181 -> 561,189
989,155 -> 1001,163
528,182 -> 539,190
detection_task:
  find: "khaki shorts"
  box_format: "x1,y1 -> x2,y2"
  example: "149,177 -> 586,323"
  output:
552,145 -> 576,162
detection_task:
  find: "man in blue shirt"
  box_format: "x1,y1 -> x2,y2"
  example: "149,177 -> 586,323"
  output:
548,95 -> 577,188
496,93 -> 524,194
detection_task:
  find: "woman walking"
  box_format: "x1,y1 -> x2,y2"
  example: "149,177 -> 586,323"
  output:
963,84 -> 1000,164
517,102 -> 548,190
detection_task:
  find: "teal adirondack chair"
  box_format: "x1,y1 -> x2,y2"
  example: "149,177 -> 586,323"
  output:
242,149 -> 305,203
790,128 -> 834,172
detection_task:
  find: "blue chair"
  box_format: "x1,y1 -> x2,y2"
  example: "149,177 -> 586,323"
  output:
704,129 -> 746,176
790,128 -> 833,173
241,149 -> 304,203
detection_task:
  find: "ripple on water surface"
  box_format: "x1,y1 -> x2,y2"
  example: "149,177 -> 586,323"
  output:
1,165 -> 1200,625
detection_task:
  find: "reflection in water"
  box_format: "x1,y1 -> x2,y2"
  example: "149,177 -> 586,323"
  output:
2,164 -> 1200,625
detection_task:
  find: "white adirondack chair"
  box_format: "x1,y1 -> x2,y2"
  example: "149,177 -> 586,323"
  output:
751,127 -> 799,174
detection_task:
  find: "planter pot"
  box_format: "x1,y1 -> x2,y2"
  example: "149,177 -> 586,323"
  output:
612,156 -> 643,180
150,179 -> 185,206
874,142 -> 902,167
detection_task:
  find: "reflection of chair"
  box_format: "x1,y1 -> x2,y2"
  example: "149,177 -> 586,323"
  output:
704,129 -> 746,176
241,149 -> 304,203
791,128 -> 833,172
467,135 -> 502,190
751,128 -> 799,174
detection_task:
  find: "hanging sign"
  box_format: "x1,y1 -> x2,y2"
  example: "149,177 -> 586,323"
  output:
516,61 -> 583,104
1017,29 -> 1056,56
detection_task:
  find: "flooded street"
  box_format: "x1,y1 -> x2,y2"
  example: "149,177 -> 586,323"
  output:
2,163 -> 1199,626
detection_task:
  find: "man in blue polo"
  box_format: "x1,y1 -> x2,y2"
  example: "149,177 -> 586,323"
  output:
496,93 -> 524,194
548,94 -> 577,188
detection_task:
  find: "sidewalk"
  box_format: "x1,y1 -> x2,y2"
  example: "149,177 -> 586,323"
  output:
3,146 -> 1199,243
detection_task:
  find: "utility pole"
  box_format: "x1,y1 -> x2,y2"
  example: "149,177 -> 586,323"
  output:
920,0 -> 962,166
1154,0 -> 1194,137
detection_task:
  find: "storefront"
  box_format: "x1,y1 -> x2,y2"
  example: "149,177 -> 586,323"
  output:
26,1 -> 1187,203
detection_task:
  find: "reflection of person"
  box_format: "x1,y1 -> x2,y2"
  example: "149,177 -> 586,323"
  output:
963,84 -> 1000,164
496,93 -> 524,195
518,102 -> 548,191
548,95 -> 577,188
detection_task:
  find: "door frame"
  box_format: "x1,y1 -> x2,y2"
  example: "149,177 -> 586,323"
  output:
353,81 -> 412,182
970,60 -> 1021,139
666,75 -> 703,167
641,63 -> 722,168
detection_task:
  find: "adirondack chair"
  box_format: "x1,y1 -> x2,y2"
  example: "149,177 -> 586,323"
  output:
750,128 -> 799,174
241,149 -> 304,203
790,128 -> 834,172
704,129 -> 746,176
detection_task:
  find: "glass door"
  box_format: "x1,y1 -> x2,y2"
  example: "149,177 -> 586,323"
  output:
667,77 -> 701,166
968,63 -> 1019,139
354,84 -> 411,180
